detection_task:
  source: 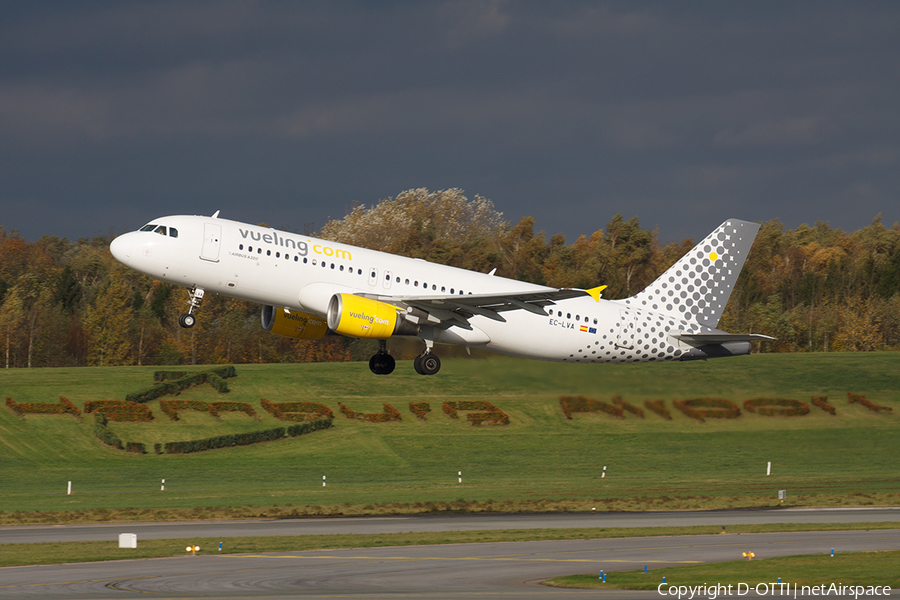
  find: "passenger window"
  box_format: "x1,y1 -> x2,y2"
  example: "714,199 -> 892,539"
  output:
396,277 -> 400,283
276,252 -> 280,258
169,228 -> 178,238
239,244 -> 244,250
450,288 -> 454,294
405,279 -> 410,285
414,281 -> 419,287
340,265 -> 345,271
432,284 -> 436,290
441,286 -> 446,292
267,250 -> 271,256
567,313 -> 571,319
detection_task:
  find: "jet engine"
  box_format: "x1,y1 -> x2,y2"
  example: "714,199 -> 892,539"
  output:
327,294 -> 419,339
260,305 -> 328,340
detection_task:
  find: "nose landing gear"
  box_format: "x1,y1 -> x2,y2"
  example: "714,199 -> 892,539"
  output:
178,286 -> 205,328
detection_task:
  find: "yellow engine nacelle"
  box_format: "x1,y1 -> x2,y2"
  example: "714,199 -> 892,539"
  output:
328,294 -> 416,339
261,306 -> 328,340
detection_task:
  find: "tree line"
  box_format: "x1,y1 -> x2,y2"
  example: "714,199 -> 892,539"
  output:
2,188 -> 899,368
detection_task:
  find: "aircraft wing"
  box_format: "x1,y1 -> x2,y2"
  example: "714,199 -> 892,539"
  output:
360,286 -> 606,329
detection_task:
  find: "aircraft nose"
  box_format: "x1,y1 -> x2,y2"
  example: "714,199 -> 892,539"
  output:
109,234 -> 133,264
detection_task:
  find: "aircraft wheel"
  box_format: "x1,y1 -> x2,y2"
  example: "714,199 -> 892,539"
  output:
369,353 -> 395,375
179,314 -> 196,328
416,353 -> 440,376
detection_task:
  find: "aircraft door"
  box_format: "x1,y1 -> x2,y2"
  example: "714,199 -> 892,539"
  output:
615,310 -> 636,350
200,223 -> 222,262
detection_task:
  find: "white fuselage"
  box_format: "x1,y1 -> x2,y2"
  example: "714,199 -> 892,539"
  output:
111,215 -> 705,364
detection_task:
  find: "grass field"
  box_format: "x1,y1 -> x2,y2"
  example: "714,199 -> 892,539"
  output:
547,550 -> 900,590
0,352 -> 898,522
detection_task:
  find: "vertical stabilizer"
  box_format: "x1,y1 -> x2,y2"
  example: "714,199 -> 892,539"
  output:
623,219 -> 759,327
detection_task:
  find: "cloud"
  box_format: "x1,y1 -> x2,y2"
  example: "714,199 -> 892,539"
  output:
0,2 -> 898,243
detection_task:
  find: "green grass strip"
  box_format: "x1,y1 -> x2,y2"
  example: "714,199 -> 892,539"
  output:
547,550 -> 900,589
1,522 -> 897,568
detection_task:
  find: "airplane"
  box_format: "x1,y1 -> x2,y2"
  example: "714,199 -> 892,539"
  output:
109,213 -> 773,375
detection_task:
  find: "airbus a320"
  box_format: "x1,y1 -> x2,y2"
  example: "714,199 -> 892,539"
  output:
110,214 -> 772,375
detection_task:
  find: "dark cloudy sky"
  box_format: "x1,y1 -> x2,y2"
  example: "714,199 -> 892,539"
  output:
2,1 -> 899,244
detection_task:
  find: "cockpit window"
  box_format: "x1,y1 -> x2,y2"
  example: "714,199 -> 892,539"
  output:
169,228 -> 178,238
140,224 -> 156,232
154,226 -> 167,236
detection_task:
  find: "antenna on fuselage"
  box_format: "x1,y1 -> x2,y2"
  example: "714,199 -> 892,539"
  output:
211,210 -> 220,218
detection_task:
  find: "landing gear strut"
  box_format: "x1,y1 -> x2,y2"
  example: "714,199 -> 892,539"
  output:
179,286 -> 205,328
368,340 -> 395,375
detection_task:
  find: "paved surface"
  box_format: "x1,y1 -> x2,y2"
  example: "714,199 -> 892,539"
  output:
1,510 -> 898,599
2,507 -> 899,544
1,530 -> 898,599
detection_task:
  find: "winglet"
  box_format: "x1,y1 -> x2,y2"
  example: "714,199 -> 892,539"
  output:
586,285 -> 607,302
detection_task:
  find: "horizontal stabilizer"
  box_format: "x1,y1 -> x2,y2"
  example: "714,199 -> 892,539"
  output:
670,331 -> 776,344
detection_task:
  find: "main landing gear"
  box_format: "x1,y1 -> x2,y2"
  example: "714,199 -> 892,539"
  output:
413,333 -> 440,375
413,351 -> 441,376
178,286 -> 205,328
367,340 -> 441,375
369,340 -> 396,375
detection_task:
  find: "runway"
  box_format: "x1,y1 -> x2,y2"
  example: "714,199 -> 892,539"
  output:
2,507 -> 899,544
1,510 -> 898,599
1,530 -> 898,599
